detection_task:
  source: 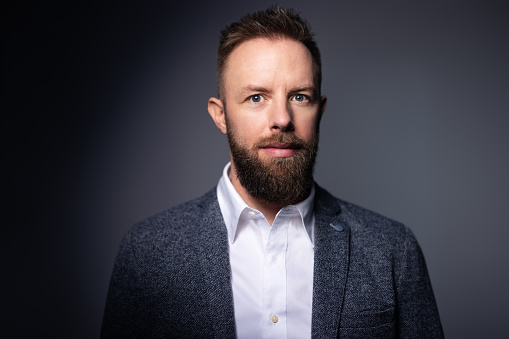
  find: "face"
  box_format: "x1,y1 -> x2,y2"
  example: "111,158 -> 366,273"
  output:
209,38 -> 326,205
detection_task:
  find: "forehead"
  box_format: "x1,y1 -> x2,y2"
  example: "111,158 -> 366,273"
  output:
223,38 -> 314,92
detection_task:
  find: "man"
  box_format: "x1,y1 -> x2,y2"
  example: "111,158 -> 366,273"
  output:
101,7 -> 443,338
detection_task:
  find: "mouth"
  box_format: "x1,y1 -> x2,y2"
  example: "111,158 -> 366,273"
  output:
260,142 -> 301,158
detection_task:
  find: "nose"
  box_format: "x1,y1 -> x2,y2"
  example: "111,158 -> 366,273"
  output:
269,100 -> 294,132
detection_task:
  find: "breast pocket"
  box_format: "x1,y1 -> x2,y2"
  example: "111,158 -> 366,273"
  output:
338,307 -> 395,339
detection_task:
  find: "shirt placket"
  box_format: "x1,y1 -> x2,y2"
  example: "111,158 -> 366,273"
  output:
262,212 -> 289,339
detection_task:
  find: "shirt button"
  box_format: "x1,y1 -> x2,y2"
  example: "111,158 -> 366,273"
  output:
271,314 -> 278,323
248,211 -> 255,218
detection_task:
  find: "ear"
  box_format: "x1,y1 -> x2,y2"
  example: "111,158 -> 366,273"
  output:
319,95 -> 327,120
208,97 -> 227,135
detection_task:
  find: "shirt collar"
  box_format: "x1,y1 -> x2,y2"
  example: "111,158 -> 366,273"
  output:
216,162 -> 315,245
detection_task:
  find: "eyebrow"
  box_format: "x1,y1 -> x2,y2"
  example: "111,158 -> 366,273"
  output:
239,85 -> 316,95
239,85 -> 271,95
288,86 -> 316,94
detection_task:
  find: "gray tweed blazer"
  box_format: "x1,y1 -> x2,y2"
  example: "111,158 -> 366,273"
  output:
101,185 -> 443,338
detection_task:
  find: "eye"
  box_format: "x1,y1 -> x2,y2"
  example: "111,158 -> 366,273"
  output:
292,94 -> 308,102
249,94 -> 264,103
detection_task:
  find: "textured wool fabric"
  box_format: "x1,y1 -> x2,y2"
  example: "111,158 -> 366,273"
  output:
101,185 -> 443,338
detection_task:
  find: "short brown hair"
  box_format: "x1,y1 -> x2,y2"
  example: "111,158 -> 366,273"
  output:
216,6 -> 322,99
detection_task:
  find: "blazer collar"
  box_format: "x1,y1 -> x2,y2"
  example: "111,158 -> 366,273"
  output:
195,189 -> 237,339
311,185 -> 352,338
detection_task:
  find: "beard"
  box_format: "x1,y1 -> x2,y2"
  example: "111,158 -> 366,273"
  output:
226,115 -> 319,206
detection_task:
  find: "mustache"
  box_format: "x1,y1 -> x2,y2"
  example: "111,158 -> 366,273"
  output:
254,133 -> 307,149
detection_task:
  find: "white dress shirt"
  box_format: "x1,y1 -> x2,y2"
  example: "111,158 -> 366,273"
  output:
217,163 -> 315,339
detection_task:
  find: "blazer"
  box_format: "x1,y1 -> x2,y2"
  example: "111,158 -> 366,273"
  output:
101,185 -> 443,338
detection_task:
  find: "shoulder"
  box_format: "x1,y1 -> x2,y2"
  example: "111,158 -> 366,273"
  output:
315,185 -> 417,251
315,184 -> 426,284
120,188 -> 221,251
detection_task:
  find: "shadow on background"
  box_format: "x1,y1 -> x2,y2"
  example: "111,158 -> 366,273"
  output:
4,0 -> 508,337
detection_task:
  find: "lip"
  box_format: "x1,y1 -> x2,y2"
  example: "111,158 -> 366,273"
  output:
262,142 -> 297,149
260,142 -> 300,157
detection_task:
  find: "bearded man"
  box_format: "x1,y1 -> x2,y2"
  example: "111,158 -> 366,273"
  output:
101,7 -> 443,339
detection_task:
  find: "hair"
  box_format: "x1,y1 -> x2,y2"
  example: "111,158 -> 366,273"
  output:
216,6 -> 322,99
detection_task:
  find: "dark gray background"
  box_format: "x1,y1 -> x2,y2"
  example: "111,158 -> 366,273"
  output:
4,0 -> 508,338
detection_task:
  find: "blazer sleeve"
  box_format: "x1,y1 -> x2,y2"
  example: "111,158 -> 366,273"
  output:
394,227 -> 444,338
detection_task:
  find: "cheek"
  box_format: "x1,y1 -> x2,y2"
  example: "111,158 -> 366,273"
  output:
228,117 -> 262,144
295,115 -> 320,138
236,117 -> 265,136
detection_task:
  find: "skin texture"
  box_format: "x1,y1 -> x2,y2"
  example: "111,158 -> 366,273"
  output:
208,38 -> 327,224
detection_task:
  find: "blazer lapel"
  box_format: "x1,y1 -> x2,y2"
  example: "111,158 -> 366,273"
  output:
311,186 -> 351,339
195,190 -> 237,339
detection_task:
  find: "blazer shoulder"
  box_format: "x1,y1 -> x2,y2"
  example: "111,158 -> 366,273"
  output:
122,188 -> 220,245
316,184 -> 413,244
